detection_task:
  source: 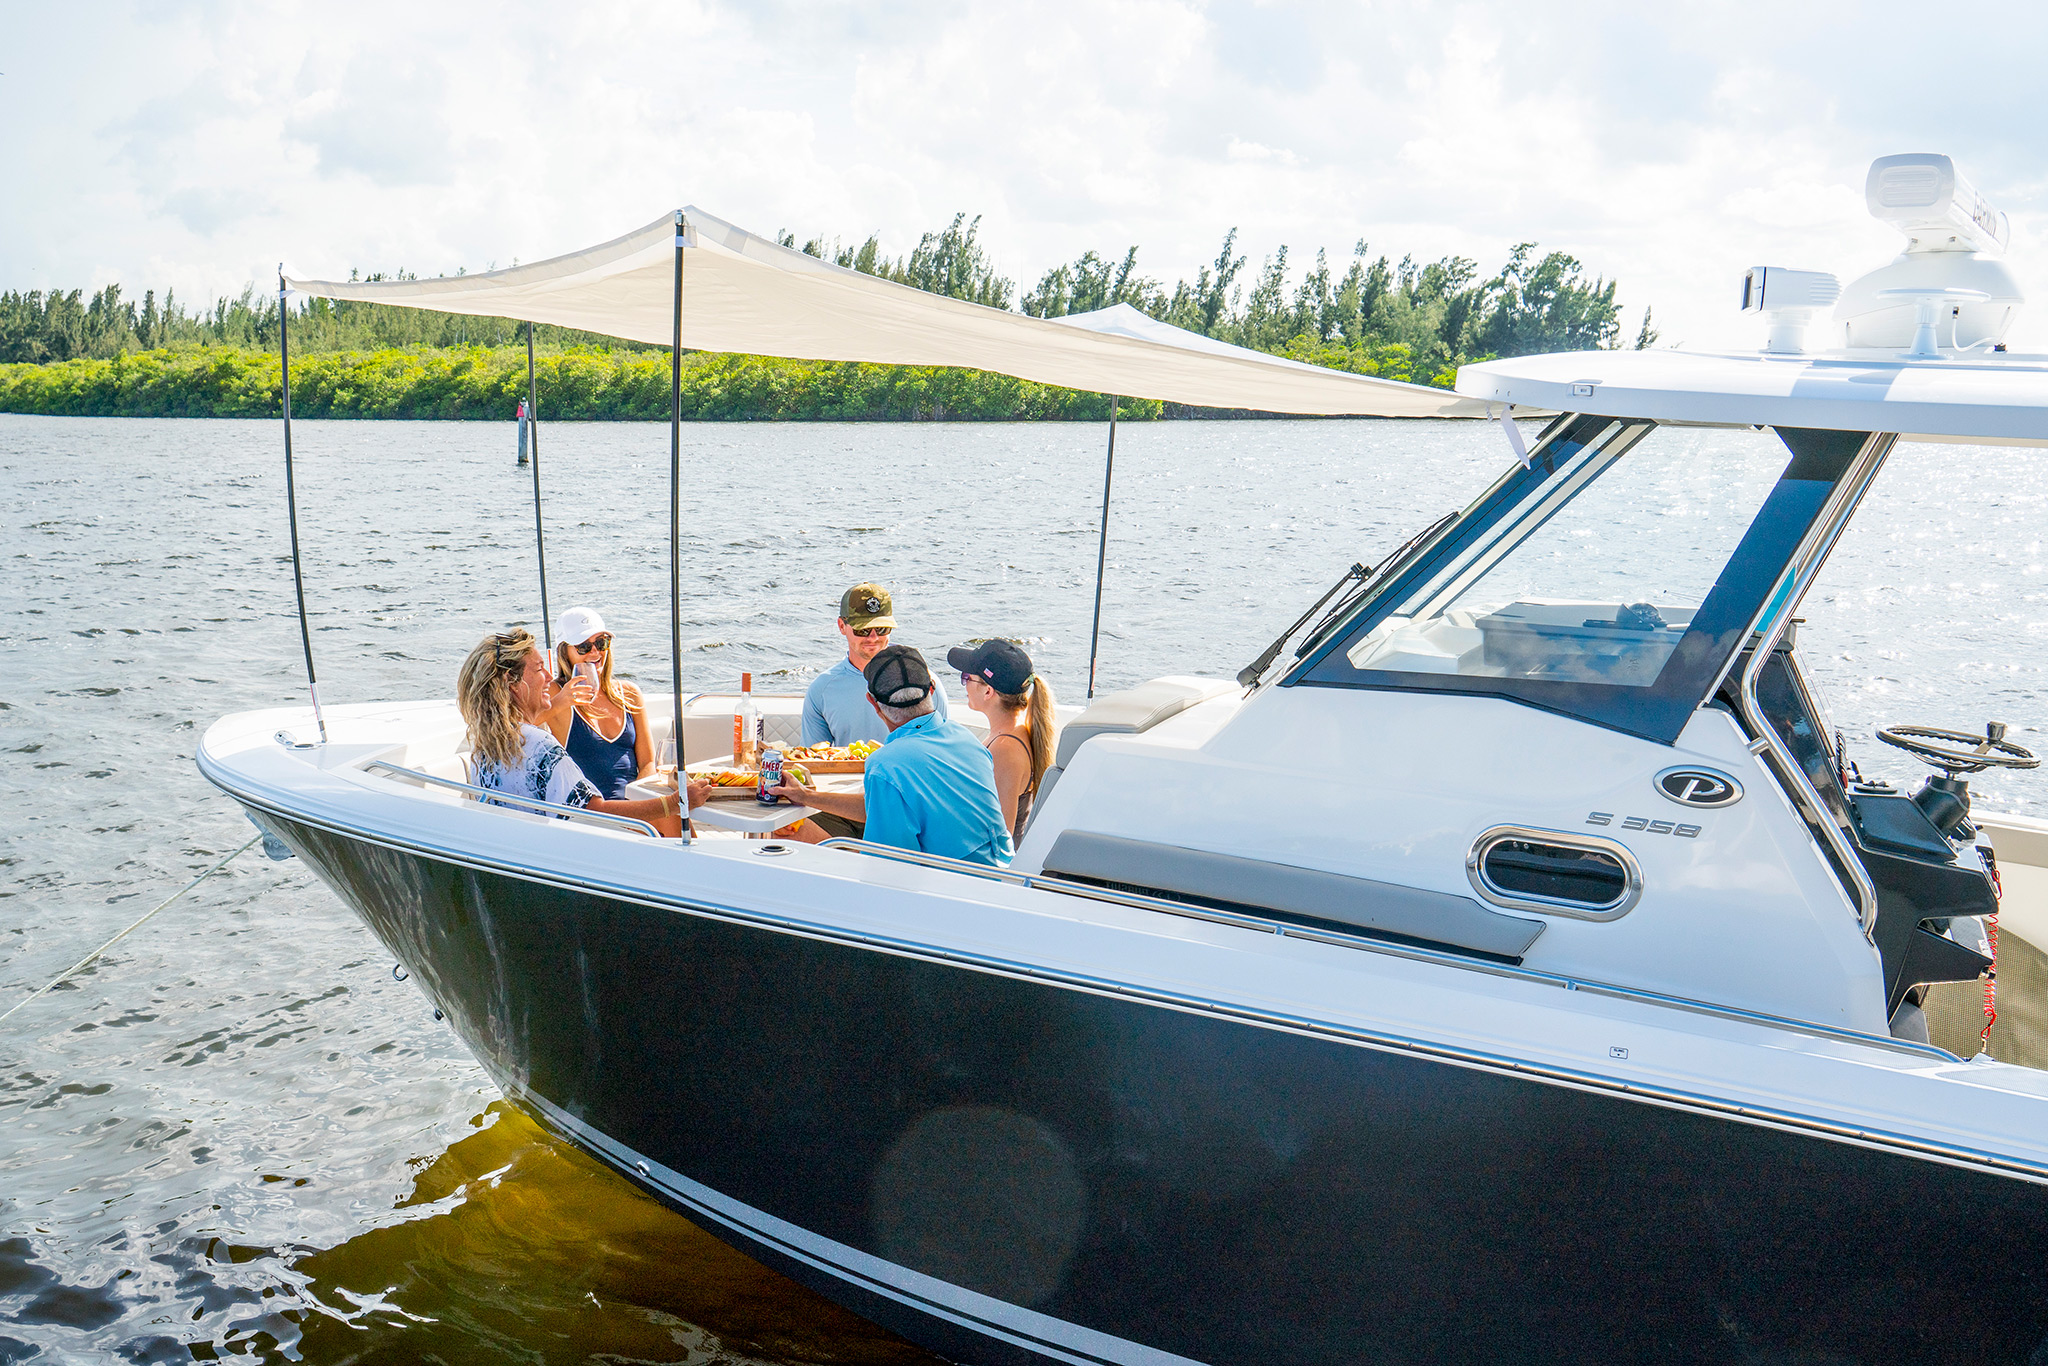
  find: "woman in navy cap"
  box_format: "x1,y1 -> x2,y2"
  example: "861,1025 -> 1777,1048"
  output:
947,639 -> 1057,841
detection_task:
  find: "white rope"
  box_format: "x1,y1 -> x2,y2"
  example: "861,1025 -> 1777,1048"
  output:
0,834 -> 262,1027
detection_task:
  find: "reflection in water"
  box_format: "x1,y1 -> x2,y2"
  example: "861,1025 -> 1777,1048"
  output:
289,1102 -> 939,1365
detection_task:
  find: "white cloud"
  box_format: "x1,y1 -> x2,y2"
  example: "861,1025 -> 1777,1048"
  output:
4,0 -> 2045,350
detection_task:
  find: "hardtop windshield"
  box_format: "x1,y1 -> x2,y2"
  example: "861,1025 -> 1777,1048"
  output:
1291,417 -> 1872,743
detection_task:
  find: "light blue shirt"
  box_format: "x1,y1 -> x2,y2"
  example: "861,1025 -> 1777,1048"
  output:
861,712 -> 1014,867
802,655 -> 950,746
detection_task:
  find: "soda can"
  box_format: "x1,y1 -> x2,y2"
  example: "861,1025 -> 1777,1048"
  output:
757,747 -> 784,805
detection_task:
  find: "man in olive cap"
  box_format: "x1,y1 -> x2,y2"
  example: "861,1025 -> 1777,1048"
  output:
801,581 -> 950,748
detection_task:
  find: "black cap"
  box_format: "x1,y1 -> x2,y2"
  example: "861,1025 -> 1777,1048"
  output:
863,644 -> 935,707
946,639 -> 1034,694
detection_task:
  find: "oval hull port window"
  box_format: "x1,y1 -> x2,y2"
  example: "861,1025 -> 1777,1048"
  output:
1466,826 -> 1643,920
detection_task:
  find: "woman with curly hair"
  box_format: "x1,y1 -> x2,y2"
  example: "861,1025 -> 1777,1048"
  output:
457,627 -> 702,837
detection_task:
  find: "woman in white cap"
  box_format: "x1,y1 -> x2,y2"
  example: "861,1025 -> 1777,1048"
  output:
545,606 -> 665,818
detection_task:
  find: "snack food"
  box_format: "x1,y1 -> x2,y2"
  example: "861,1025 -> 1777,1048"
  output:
784,740 -> 881,762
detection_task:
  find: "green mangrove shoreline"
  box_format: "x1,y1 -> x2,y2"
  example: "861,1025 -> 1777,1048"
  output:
0,341 -> 1465,422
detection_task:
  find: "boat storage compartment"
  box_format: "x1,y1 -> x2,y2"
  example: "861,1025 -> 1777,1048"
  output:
1042,830 -> 1545,960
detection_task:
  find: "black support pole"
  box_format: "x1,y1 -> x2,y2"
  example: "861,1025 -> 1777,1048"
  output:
277,268 -> 326,743
526,322 -> 552,650
1085,395 -> 1119,699
669,212 -> 690,826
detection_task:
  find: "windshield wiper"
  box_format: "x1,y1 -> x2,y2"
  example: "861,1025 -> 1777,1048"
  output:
1237,562 -> 1369,689
1236,510 -> 1459,690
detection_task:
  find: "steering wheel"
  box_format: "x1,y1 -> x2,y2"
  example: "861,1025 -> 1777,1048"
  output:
1876,721 -> 2040,777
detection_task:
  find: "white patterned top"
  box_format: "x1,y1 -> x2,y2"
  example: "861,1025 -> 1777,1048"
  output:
472,723 -> 600,815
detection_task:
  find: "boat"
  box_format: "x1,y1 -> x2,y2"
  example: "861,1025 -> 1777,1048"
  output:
201,153 -> 2048,1363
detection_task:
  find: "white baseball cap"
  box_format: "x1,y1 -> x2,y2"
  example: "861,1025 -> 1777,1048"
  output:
555,606 -> 607,647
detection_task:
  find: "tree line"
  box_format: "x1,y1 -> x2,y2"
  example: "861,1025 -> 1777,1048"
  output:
0,344 -> 1152,422
0,213 -> 1655,418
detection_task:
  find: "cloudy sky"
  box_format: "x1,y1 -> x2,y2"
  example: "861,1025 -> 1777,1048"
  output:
6,0 -> 2046,350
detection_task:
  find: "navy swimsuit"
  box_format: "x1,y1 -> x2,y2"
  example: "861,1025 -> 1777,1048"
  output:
565,707 -> 639,800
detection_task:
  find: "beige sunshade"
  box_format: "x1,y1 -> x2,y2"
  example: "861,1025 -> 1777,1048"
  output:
287,209 -> 1489,418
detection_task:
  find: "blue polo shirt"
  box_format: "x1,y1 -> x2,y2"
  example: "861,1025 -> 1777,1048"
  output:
861,712 -> 1014,867
802,656 -> 950,746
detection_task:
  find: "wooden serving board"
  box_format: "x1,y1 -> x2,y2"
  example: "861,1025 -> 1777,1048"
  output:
787,758 -> 866,773
703,786 -> 782,803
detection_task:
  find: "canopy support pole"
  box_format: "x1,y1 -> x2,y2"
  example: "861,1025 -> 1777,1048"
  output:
526,322 -> 552,649
277,269 -> 326,744
1085,395 -> 1119,700
669,213 -> 691,842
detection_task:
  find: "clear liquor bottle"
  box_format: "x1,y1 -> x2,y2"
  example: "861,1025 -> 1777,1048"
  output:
733,672 -> 760,768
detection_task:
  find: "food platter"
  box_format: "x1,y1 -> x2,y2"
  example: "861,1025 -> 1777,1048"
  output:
778,742 -> 877,773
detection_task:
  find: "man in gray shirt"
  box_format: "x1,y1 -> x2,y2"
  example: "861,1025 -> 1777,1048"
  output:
802,581 -> 950,746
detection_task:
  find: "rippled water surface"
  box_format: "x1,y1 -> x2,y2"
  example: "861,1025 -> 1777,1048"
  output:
2,414 -> 2044,1362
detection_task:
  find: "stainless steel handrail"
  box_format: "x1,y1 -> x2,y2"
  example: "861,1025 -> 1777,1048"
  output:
1731,433 -> 1896,938
813,837 -> 1952,1060
363,759 -> 665,840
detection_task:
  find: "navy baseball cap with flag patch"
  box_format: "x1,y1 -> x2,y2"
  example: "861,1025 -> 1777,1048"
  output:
946,639 -> 1034,694
839,583 -> 896,630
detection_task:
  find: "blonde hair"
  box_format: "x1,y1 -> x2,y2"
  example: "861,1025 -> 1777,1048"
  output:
995,674 -> 1057,799
555,636 -> 628,709
458,628 -> 536,771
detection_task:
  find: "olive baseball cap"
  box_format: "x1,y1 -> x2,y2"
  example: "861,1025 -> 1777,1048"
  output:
864,644 -> 934,707
839,582 -> 896,631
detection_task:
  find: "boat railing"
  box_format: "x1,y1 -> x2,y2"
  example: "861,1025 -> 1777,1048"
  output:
1731,433 -> 1896,939
363,760 -> 665,840
813,837 -> 1957,1062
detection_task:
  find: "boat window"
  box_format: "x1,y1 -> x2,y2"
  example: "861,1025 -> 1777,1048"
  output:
1292,419 -> 1871,744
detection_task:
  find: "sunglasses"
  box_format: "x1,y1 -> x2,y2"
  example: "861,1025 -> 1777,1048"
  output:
850,626 -> 892,638
571,634 -> 612,654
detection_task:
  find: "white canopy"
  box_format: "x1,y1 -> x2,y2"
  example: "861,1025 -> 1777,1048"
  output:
287,209 -> 1488,418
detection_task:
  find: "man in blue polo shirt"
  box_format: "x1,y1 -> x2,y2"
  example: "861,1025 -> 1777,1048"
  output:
772,645 -> 1012,867
802,582 -> 949,747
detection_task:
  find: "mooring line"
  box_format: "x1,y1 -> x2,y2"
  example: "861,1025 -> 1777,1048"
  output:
0,835 -> 263,1027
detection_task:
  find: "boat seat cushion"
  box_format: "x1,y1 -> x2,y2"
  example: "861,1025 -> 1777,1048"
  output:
1027,677 -> 1235,837
1053,675 -> 1236,768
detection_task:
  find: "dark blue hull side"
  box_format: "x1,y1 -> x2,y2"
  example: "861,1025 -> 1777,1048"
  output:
257,808 -> 2048,1366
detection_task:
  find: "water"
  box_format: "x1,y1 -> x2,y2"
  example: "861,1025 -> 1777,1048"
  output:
2,414 -> 2043,1362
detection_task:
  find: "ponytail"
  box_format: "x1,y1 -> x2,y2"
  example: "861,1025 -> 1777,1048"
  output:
998,673 -> 1058,799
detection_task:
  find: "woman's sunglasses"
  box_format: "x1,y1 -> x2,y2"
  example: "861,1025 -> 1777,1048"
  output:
850,626 -> 892,639
572,634 -> 612,654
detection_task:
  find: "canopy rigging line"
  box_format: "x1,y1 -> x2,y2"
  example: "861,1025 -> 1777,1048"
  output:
1086,397 -> 1118,699
668,212 -> 692,843
0,836 -> 263,1027
527,321 -> 553,649
278,270 -> 326,743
